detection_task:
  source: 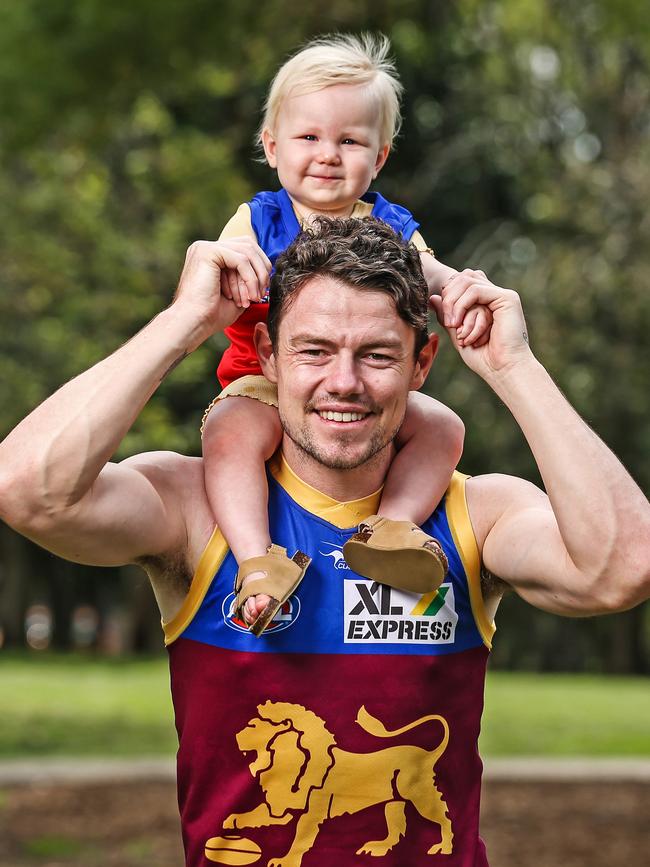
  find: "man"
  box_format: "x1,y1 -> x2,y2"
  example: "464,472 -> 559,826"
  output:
0,218 -> 648,866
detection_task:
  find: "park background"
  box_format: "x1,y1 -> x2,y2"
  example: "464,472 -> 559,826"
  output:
1,0 -> 648,671
0,1 -> 648,865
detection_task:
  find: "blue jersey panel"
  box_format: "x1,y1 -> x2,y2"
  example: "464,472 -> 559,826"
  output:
248,188 -> 419,271
182,474 -> 485,657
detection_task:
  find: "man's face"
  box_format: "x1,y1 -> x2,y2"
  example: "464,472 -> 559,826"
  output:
258,276 -> 436,480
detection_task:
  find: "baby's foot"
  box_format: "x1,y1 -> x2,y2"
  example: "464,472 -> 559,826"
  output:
234,545 -> 312,637
343,516 -> 448,594
239,573 -> 272,626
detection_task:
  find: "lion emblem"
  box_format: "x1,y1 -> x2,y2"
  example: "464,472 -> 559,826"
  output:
220,701 -> 453,866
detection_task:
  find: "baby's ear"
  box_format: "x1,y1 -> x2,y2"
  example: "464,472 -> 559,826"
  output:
262,128 -> 278,168
373,144 -> 390,179
254,323 -> 277,381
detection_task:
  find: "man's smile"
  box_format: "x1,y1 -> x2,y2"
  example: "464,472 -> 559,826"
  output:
316,410 -> 369,423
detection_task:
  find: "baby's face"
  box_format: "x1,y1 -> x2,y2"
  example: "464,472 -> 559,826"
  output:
262,84 -> 390,222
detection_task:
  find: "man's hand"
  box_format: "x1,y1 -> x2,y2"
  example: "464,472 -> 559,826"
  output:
430,269 -> 533,380
173,237 -> 272,350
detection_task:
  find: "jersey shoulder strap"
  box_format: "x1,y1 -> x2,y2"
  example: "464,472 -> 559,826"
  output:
248,189 -> 301,262
362,190 -> 420,240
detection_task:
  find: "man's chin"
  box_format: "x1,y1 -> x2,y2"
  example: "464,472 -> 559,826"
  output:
283,426 -> 391,472
304,450 -> 376,471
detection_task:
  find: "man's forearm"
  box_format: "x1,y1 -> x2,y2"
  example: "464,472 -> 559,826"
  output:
487,355 -> 650,590
0,304 -> 204,522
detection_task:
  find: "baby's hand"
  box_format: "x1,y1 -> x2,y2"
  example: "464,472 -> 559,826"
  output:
430,270 -> 494,348
455,304 -> 493,348
218,237 -> 271,308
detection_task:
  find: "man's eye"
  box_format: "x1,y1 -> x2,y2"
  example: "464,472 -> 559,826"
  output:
367,353 -> 391,362
302,348 -> 325,357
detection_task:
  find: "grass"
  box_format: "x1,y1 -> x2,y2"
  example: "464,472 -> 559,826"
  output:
0,652 -> 176,757
23,837 -> 90,858
482,671 -> 650,756
1,652 -> 648,757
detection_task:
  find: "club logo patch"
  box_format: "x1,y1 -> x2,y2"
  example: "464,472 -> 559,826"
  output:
344,580 -> 457,644
318,541 -> 350,570
222,592 -> 301,634
212,700 -> 453,861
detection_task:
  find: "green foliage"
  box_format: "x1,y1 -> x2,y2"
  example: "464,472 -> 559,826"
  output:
388,0 -> 650,493
2,0 -> 647,474
0,0 -> 648,666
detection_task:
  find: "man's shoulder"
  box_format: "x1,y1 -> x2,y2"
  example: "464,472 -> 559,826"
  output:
465,471 -> 547,502
464,472 -> 549,550
122,450 -> 203,482
121,451 -> 209,516
122,452 -> 215,606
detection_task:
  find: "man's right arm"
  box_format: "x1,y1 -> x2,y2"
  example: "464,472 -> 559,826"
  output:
0,238 -> 271,567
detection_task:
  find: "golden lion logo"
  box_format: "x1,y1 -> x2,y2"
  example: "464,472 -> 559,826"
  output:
217,700 -> 453,866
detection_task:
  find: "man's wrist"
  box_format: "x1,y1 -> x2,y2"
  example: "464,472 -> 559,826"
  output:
483,352 -> 547,404
155,301 -> 216,356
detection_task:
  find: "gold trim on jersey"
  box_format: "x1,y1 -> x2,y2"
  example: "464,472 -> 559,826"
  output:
162,525 -> 229,646
445,473 -> 495,648
164,454 -> 493,648
267,452 -> 383,529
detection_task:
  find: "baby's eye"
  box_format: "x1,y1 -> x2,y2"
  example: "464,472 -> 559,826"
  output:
301,134 -> 317,141
341,138 -> 357,145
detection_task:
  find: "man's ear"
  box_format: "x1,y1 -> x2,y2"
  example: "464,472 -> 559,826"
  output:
254,322 -> 277,382
261,128 -> 278,168
410,333 -> 438,390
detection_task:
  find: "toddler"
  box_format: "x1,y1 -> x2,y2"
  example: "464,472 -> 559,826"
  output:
202,34 -> 490,635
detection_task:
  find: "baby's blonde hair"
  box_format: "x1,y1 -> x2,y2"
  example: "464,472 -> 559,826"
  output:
259,33 -> 403,150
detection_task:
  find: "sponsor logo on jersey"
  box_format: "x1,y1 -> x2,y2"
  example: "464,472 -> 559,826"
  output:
318,541 -> 350,570
344,580 -> 458,645
222,592 -> 301,634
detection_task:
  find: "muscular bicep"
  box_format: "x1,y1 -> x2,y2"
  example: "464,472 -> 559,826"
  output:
469,475 -> 605,616
23,453 -> 190,568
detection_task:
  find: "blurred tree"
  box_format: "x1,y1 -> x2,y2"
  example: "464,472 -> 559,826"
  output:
0,0 -> 647,667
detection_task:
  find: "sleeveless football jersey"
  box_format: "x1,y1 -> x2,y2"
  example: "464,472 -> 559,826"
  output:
165,454 -> 495,867
217,189 -> 421,387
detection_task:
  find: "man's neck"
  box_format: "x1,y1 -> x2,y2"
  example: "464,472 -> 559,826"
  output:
280,435 -> 393,503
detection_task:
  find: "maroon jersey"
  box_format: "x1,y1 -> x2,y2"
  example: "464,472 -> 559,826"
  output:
165,456 -> 495,866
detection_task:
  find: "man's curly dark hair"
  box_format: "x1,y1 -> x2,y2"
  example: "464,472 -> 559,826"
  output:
267,217 -> 430,356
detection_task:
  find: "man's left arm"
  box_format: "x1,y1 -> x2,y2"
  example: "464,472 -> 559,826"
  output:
433,272 -> 650,615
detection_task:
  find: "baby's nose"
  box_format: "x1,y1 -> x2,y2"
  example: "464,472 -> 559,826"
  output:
318,144 -> 341,164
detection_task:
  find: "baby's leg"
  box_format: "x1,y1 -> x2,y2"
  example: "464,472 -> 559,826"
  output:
202,396 -> 281,624
343,392 -> 464,593
381,391 -> 464,523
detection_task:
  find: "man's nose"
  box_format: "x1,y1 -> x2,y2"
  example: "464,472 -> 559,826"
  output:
324,354 -> 363,395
